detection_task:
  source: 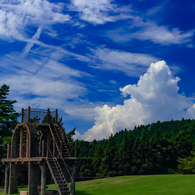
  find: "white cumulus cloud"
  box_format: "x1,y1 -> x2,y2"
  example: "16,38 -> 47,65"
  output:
77,61 -> 195,141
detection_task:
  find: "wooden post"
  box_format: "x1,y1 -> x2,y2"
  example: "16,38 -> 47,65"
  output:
19,129 -> 23,158
4,164 -> 9,194
42,140 -> 45,157
47,108 -> 50,123
26,132 -> 29,158
47,132 -> 51,158
21,108 -> 24,123
7,144 -> 10,159
53,139 -> 55,157
55,109 -> 58,124
71,164 -> 76,195
28,106 -> 30,122
9,163 -> 18,194
39,164 -> 46,195
75,141 -> 77,157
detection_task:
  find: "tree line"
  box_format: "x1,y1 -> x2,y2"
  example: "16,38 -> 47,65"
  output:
76,119 -> 195,177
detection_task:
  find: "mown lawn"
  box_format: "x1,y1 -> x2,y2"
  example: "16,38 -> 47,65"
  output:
1,174 -> 195,195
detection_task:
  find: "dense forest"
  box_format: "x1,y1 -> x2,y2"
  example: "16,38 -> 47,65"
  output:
75,119 -> 195,178
0,84 -> 195,186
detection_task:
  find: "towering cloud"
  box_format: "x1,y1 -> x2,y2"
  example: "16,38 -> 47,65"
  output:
75,61 -> 194,141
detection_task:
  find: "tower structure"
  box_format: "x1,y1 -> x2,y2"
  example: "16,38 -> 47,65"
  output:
2,107 -> 77,195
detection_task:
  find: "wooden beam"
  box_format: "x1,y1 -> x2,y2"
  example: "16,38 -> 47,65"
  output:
70,164 -> 76,195
7,144 -> 10,159
42,140 -> 45,157
47,108 -> 50,123
46,132 -> 51,158
39,164 -> 46,195
26,132 -> 29,158
28,106 -> 30,122
55,109 -> 58,124
4,164 -> 9,194
19,129 -> 24,158
21,108 -> 24,123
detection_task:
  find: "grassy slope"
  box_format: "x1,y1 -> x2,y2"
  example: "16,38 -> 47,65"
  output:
1,174 -> 195,195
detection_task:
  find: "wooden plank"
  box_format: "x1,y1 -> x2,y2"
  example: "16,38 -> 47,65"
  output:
2,157 -> 44,163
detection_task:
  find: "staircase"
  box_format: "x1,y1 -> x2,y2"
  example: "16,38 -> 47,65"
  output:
46,115 -> 74,195
46,158 -> 70,195
49,123 -> 70,157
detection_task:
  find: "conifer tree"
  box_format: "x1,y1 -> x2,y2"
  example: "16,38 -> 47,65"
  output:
100,134 -> 116,176
174,130 -> 192,158
117,131 -> 134,175
0,84 -> 20,184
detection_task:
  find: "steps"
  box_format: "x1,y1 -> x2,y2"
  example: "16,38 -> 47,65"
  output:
50,124 -> 70,157
46,115 -> 73,195
46,158 -> 71,195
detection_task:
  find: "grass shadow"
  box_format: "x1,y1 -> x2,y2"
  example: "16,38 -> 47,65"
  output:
76,190 -> 91,195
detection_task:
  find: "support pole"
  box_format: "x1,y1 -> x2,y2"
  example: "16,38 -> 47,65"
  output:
70,164 -> 76,195
4,164 -> 9,194
42,140 -> 45,157
21,108 -> 24,123
55,109 -> 58,124
28,106 -> 30,122
7,144 -> 10,159
26,133 -> 29,158
19,129 -> 24,158
47,108 -> 50,123
47,132 -> 51,158
39,164 -> 46,195
8,163 -> 18,194
75,141 -> 77,158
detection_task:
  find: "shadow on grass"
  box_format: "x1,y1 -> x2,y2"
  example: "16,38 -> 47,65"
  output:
76,190 -> 91,195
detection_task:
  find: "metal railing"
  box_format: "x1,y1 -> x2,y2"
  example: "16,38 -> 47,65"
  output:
22,107 -> 56,123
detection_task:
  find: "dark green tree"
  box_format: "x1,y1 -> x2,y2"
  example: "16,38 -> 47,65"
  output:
132,129 -> 152,175
100,134 -> 117,176
117,131 -> 134,175
93,144 -> 103,176
174,130 -> 192,158
0,84 -> 20,184
150,130 -> 176,174
67,128 -> 76,142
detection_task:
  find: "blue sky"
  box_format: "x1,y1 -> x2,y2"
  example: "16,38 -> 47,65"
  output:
1,0 -> 195,141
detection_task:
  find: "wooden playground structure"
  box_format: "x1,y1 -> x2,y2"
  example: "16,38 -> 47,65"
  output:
2,107 -> 78,195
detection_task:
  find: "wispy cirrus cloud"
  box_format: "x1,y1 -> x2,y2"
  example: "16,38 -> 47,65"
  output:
69,0 -> 194,46
0,0 -> 70,41
107,17 -> 195,46
132,21 -> 195,46
0,49 -> 93,119
88,47 -> 159,77
69,0 -> 133,25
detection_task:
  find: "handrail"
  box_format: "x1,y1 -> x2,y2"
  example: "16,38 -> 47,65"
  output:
47,148 -> 67,194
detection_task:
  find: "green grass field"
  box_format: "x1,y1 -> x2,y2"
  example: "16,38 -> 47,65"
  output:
1,174 -> 195,195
